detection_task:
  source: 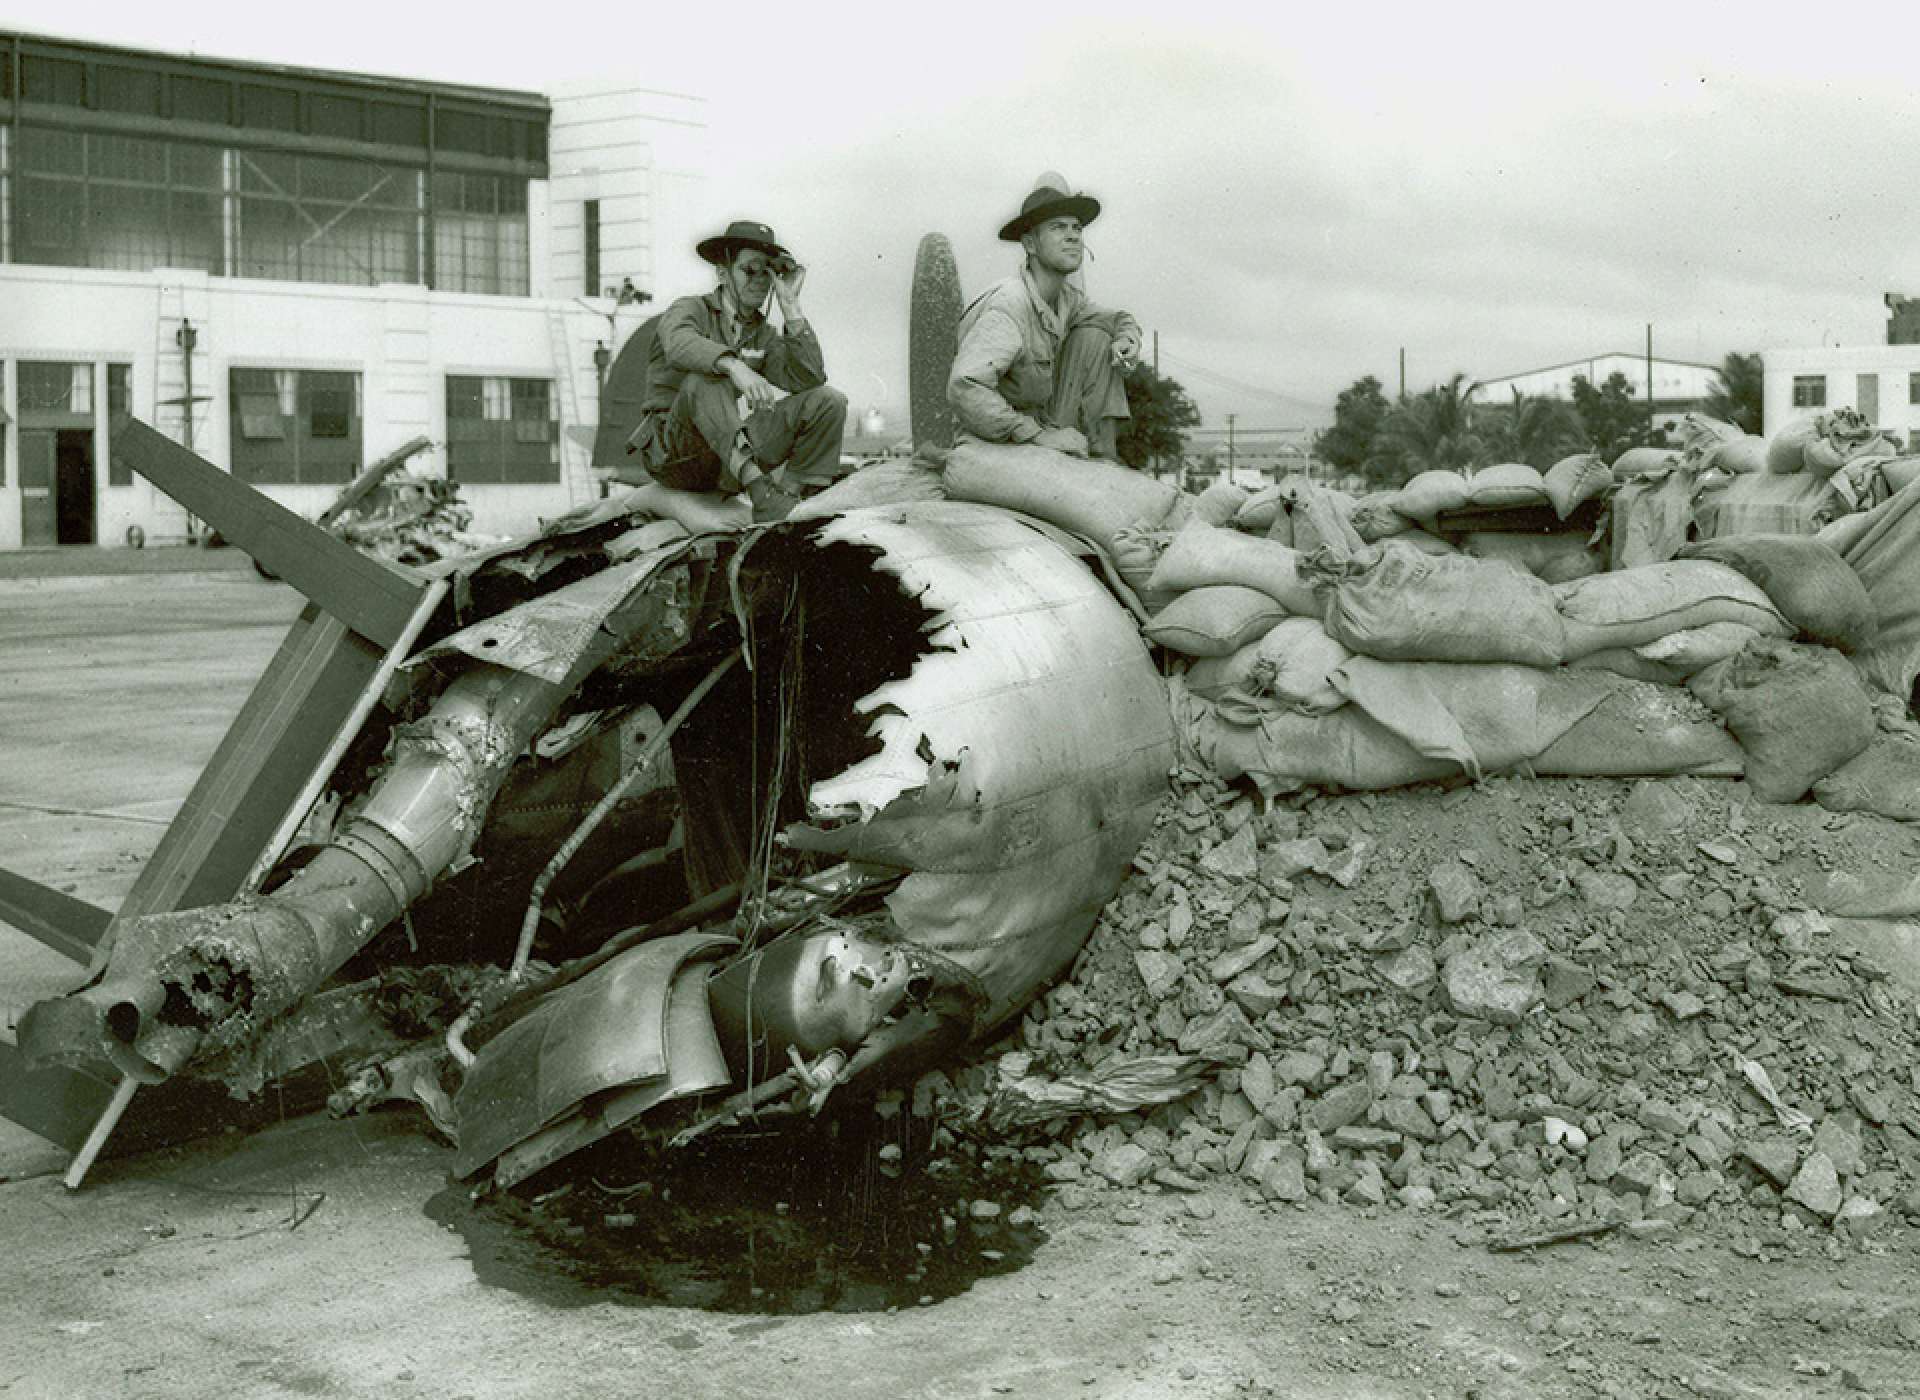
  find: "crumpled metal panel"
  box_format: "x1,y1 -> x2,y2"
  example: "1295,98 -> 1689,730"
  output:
416,542 -> 693,683
790,501 -> 1173,1031
451,932 -> 736,1177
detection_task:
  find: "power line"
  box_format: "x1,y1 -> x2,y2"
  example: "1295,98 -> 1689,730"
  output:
1158,350 -> 1332,414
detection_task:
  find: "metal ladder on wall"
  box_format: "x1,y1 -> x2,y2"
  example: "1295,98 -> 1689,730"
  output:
149,283 -> 207,543
545,304 -> 594,508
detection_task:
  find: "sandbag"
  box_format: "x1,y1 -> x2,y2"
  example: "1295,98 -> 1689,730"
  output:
1175,682 -> 1456,797
1195,479 -> 1250,527
1679,534 -> 1878,654
1320,545 -> 1567,667
1531,678 -> 1745,778
1147,520 -> 1321,616
1468,463 -> 1549,508
1463,531 -> 1605,585
1554,561 -> 1790,660
1687,638 -> 1876,802
626,482 -> 753,534
790,457 -> 947,519
1387,529 -> 1458,556
1635,621 -> 1764,674
1813,733 -> 1920,821
1612,447 -> 1680,480
1350,498 -> 1414,541
1801,408 -> 1902,481
1837,478 -> 1920,698
1143,585 -> 1291,658
1392,470 -> 1471,525
1233,485 -> 1285,534
1884,458 -> 1920,495
1247,617 -> 1352,715
1330,656 -> 1615,777
1766,418 -> 1818,476
942,440 -> 1180,549
1609,471 -> 1695,569
1713,437 -> 1768,475
1543,453 -> 1611,519
1288,481 -> 1367,567
1567,648 -> 1691,686
1815,511 -> 1874,555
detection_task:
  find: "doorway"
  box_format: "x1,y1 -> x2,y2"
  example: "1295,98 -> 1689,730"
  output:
55,431 -> 96,544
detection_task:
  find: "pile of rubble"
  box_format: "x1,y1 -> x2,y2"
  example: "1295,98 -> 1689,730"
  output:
941,769 -> 1920,1245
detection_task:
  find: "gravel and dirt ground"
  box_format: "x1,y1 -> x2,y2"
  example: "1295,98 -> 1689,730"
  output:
4,569 -> 1919,1400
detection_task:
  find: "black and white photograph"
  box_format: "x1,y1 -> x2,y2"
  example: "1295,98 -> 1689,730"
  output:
5,3 -> 1920,1396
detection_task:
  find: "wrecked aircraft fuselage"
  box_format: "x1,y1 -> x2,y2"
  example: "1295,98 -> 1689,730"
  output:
21,498 -> 1172,1186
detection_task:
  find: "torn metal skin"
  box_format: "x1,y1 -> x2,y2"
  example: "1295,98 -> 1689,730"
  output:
20,500 -> 1173,1188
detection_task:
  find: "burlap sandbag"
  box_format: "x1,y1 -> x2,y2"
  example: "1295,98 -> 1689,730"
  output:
1350,497 -> 1415,541
1613,447 -> 1681,480
1813,733 -> 1920,822
1248,616 -> 1353,715
1233,485 -> 1285,534
1144,585 -> 1292,658
1766,418 -> 1818,476
1543,453 -> 1612,519
1687,638 -> 1876,802
942,440 -> 1180,549
790,457 -> 947,519
1195,479 -> 1250,527
1636,621 -> 1766,674
1463,531 -> 1605,585
1554,561 -> 1790,661
1147,519 -> 1321,615
1567,649 -> 1692,686
1320,544 -> 1567,667
1468,463 -> 1549,508
1834,477 -> 1920,699
1392,470 -> 1471,525
1679,534 -> 1878,654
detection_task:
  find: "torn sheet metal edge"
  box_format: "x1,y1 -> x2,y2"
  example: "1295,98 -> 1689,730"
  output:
414,540 -> 694,682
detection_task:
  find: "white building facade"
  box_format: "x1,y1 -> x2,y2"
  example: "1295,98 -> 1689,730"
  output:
1761,346 -> 1920,450
0,32 -> 706,548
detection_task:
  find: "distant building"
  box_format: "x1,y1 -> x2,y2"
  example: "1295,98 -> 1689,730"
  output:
1762,296 -> 1920,449
1469,352 -> 1719,436
0,30 -> 707,548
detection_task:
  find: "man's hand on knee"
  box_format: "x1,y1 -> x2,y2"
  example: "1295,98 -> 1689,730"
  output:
1111,328 -> 1142,369
1034,425 -> 1090,456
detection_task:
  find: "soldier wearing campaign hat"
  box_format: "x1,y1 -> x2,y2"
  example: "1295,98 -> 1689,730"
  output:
623,219 -> 848,521
949,174 -> 1142,459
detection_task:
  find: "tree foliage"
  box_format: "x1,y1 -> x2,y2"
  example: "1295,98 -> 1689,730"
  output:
1116,364 -> 1201,471
1704,352 -> 1764,436
1475,390 -> 1587,469
1313,376 -> 1392,476
1375,372 -> 1481,482
1570,371 -> 1661,463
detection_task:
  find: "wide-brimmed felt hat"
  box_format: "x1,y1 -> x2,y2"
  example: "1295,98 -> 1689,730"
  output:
998,172 -> 1102,243
696,219 -> 790,266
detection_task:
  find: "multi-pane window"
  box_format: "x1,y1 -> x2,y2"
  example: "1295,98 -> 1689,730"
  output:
17,361 -> 93,415
1791,375 -> 1827,408
1909,372 -> 1920,406
234,151 -> 421,286
445,375 -> 557,482
432,172 -> 530,296
12,129 -> 224,273
229,368 -> 362,484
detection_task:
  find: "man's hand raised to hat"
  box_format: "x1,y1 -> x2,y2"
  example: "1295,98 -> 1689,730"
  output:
721,357 -> 781,411
771,258 -> 806,315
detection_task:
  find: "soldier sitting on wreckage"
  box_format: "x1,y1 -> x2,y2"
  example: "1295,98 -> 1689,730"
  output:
948,173 -> 1143,460
617,219 -> 850,523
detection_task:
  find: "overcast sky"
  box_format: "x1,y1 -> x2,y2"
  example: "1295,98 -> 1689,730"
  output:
19,1 -> 1920,434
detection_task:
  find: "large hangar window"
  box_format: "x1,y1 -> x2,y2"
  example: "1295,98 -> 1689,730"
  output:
229,368 -> 362,485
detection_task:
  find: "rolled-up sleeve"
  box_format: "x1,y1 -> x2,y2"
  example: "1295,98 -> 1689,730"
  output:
949,307 -> 1042,443
659,298 -> 732,375
765,321 -> 827,392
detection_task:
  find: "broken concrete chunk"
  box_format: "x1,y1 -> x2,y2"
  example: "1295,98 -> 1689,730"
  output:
1543,956 -> 1596,1009
1093,1143 -> 1156,1188
1574,869 -> 1639,913
1738,1139 -> 1800,1189
1210,936 -> 1278,985
1378,944 -> 1437,993
1226,972 -> 1286,1018
1267,837 -> 1329,880
1238,1053 -> 1276,1112
1659,988 -> 1707,1020
1273,1050 -> 1326,1089
1200,824 -> 1260,880
1443,929 -> 1547,1025
1134,949 -> 1184,1001
1810,1116 -> 1863,1179
1584,1131 -> 1624,1184
1332,1125 -> 1401,1152
1310,1077 -> 1374,1133
1429,862 -> 1481,924
1784,1151 -> 1843,1219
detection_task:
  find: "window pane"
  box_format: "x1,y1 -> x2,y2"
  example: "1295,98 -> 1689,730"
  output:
447,377 -> 485,419
16,127 -> 85,176
91,133 -> 169,184
108,366 -> 134,485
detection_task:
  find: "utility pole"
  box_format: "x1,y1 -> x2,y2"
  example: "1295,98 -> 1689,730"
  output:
1399,347 -> 1407,402
1226,414 -> 1237,479
1153,330 -> 1159,377
1645,324 -> 1655,436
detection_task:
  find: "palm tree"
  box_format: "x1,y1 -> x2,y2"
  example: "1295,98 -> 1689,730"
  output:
1377,372 -> 1482,478
1476,389 -> 1587,469
1704,352 -> 1764,436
